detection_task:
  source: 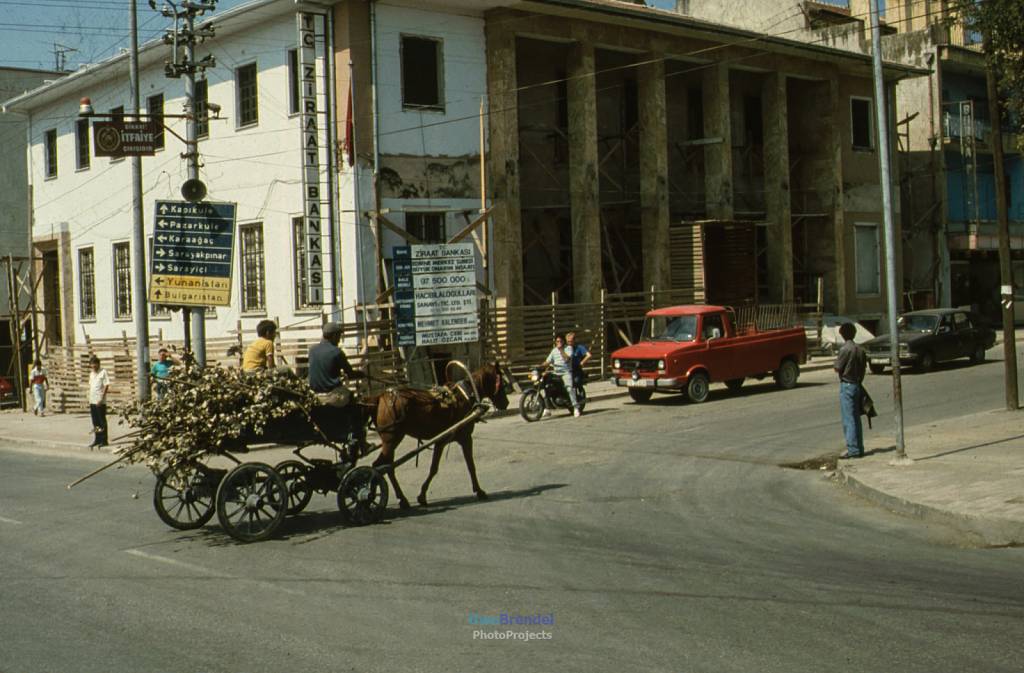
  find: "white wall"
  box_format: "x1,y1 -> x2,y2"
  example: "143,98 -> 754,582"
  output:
27,9 -> 334,343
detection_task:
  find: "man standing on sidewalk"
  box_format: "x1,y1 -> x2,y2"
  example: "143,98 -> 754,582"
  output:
834,322 -> 866,459
88,355 -> 110,449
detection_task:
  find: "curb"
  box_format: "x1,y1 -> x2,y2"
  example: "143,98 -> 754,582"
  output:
0,434 -> 109,455
836,466 -> 1024,547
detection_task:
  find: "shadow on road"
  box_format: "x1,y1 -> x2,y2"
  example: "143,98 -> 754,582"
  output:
629,380 -> 829,407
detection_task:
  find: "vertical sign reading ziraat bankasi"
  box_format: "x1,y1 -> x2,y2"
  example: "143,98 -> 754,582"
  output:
298,12 -> 323,305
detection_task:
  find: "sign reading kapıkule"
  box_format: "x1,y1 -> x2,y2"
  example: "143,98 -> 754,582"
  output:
149,200 -> 237,307
393,243 -> 478,347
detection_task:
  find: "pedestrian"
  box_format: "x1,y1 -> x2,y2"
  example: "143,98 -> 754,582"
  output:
543,334 -> 581,417
565,331 -> 592,388
242,320 -> 277,372
834,322 -> 866,459
88,355 -> 110,449
29,358 -> 48,416
150,348 -> 174,400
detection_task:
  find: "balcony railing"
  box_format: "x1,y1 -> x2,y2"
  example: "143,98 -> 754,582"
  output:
942,100 -> 1017,149
944,23 -> 984,51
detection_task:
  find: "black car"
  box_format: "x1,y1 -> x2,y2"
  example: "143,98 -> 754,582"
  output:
864,309 -> 996,374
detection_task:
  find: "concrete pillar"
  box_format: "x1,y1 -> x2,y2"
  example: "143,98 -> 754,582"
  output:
827,76 -> 848,313
639,56 -> 671,292
568,40 -> 602,303
485,20 -> 523,307
762,72 -> 793,303
703,62 -> 733,220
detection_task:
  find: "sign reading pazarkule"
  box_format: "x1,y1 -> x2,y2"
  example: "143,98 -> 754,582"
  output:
93,120 -> 159,157
393,243 -> 479,347
149,200 -> 237,307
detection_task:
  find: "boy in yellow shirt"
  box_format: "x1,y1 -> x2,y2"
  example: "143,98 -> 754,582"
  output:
242,320 -> 277,371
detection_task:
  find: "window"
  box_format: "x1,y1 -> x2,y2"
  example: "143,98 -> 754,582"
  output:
147,93 -> 165,150
239,223 -> 266,312
113,241 -> 132,319
195,79 -> 209,139
702,314 -> 725,340
406,212 -> 445,244
75,119 -> 90,170
44,129 -> 57,178
288,49 -> 300,115
292,217 -> 315,309
236,63 -> 259,127
953,312 -> 971,331
855,223 -> 880,295
110,106 -> 125,162
687,86 -> 704,140
851,97 -> 874,150
401,36 -> 443,110
78,248 -> 96,320
147,238 -> 169,317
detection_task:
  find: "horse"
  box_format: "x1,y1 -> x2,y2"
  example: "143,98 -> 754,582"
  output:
362,362 -> 510,509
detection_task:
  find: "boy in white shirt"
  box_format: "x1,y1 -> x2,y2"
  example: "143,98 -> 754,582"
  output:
88,355 -> 110,448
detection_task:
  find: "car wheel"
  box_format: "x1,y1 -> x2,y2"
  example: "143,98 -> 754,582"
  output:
628,389 -> 653,403
970,344 -> 986,364
869,363 -> 886,375
686,372 -> 710,404
916,351 -> 935,372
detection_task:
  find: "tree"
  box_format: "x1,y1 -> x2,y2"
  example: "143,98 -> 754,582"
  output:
949,0 -> 1024,151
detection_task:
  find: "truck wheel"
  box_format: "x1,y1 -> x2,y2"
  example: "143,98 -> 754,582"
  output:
869,363 -> 886,375
774,360 -> 799,390
628,389 -> 653,404
916,351 -> 935,373
725,378 -> 744,393
686,372 -> 710,404
970,344 -> 986,364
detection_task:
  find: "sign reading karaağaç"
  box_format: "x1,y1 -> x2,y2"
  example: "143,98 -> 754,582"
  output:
393,243 -> 478,347
93,120 -> 160,157
149,200 -> 237,307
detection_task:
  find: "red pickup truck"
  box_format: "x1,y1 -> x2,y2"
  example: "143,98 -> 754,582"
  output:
610,305 -> 807,403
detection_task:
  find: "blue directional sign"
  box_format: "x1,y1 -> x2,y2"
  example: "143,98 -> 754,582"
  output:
149,200 -> 237,307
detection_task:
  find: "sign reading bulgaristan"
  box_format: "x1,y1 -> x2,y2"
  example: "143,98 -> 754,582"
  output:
393,243 -> 478,347
149,200 -> 237,307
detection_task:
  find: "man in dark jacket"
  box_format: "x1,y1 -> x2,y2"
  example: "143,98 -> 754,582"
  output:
834,322 -> 867,459
308,322 -> 365,454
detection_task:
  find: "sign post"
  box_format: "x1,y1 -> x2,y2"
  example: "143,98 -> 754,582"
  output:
149,200 -> 237,308
393,243 -> 478,347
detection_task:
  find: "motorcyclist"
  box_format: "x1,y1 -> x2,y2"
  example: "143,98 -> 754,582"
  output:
542,334 -> 581,417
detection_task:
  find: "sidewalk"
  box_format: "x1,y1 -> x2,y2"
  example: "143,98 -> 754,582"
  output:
836,409 -> 1024,546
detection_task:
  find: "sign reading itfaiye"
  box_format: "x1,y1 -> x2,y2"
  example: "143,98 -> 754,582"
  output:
149,200 -> 237,307
393,243 -> 478,347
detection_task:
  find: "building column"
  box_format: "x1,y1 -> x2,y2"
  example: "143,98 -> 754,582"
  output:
762,72 -> 793,303
827,75 -> 848,313
639,55 -> 671,291
568,40 -> 602,303
485,20 -> 523,307
703,62 -> 733,220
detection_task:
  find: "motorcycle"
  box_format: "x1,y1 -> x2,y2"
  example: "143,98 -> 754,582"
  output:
519,368 -> 587,422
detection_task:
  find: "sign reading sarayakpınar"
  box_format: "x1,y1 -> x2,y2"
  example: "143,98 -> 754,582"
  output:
393,243 -> 478,347
149,200 -> 237,307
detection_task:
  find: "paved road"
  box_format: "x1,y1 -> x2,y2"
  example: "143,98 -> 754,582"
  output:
2,356 -> 1023,673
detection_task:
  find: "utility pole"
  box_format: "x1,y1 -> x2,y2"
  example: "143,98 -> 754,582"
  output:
154,0 -> 216,365
869,0 -> 911,464
984,36 -> 1019,411
129,0 -> 151,401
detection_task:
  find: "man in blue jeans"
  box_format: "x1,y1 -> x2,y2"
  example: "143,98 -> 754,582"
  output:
834,322 -> 866,458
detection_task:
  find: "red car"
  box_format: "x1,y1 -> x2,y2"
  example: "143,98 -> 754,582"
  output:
610,305 -> 807,403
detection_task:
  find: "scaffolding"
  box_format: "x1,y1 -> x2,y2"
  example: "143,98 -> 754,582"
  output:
1,254 -> 51,411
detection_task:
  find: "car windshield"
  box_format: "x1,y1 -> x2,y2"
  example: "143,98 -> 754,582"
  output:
642,315 -> 697,342
897,315 -> 939,333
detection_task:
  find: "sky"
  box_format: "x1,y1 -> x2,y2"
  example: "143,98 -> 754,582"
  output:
0,0 -> 679,72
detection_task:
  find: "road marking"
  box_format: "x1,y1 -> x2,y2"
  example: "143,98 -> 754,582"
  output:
124,548 -> 302,595
0,515 -> 23,525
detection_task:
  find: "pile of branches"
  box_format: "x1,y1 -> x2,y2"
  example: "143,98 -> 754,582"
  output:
117,355 -> 320,473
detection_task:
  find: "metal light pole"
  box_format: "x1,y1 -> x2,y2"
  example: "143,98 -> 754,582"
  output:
129,0 -> 151,400
184,7 -> 206,365
869,0 -> 910,464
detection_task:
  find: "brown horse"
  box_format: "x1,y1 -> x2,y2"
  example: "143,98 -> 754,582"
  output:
363,362 -> 509,509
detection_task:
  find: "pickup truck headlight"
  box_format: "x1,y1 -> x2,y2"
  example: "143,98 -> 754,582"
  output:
898,344 -> 910,357
613,359 -> 621,370
658,360 -> 666,372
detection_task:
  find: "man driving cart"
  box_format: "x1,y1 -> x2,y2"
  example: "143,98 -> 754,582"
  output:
307,322 -> 367,458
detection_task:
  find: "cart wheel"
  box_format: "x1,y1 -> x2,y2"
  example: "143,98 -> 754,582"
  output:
215,463 -> 288,543
275,460 -> 313,516
337,466 -> 389,526
153,462 -> 220,530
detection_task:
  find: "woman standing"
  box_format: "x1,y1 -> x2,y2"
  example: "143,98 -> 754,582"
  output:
30,359 -> 48,416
